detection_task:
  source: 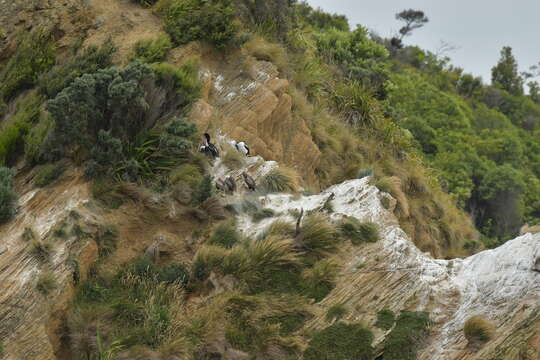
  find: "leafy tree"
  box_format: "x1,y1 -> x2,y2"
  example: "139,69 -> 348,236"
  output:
296,1 -> 349,31
491,47 -> 524,96
395,9 -> 429,41
0,167 -> 17,223
159,117 -> 197,156
528,81 -> 540,103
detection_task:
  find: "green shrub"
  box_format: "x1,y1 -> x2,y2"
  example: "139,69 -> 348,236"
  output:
157,263 -> 190,286
36,271 -> 57,294
0,31 -> 55,100
339,218 -> 379,245
326,304 -> 348,321
297,214 -> 339,258
158,117 -> 197,156
252,208 -> 275,222
34,162 -> 65,187
0,167 -> 17,223
301,259 -> 339,302
39,40 -> 115,98
192,175 -> 213,205
383,311 -> 430,360
260,167 -> 300,193
169,164 -> 203,187
208,220 -> 240,248
463,316 -> 494,344
375,308 -> 395,330
159,0 -> 237,48
151,61 -> 201,106
304,322 -> 374,360
132,34 -> 172,63
357,167 -> 373,179
24,113 -> 54,164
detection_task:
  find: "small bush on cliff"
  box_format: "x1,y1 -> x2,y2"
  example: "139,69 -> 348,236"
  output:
0,167 -> 17,223
464,316 -> 495,344
36,271 -> 57,294
383,311 -> 430,360
304,322 -> 374,360
159,0 -> 237,48
0,31 -> 55,100
34,162 -> 65,187
339,218 -> 379,245
132,34 -> 172,63
208,220 -> 241,248
375,308 -> 396,330
261,167 -> 300,193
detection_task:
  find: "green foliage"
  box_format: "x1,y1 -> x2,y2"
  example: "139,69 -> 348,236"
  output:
252,208 -> 275,222
491,47 -> 523,96
0,167 -> 16,223
326,304 -> 347,321
151,61 -> 201,107
463,316 -> 494,344
208,220 -> 240,248
24,113 -> 54,165
0,93 -> 43,165
383,311 -> 430,360
159,0 -> 237,47
34,162 -> 65,187
296,2 -> 349,31
375,308 -> 395,330
260,167 -> 299,193
304,322 -> 374,360
132,34 -> 172,63
297,215 -> 339,258
339,218 -> 379,245
159,117 -> 197,156
192,175 -> 213,205
301,259 -> 339,301
36,271 -> 57,294
39,40 -> 116,98
0,31 -> 55,100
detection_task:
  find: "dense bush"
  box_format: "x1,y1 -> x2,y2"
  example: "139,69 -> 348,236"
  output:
375,308 -> 396,330
34,162 -> 65,187
0,32 -> 55,100
159,0 -> 237,47
39,40 -> 116,98
296,2 -> 349,31
382,311 -> 430,360
304,322 -> 374,360
208,220 -> 240,248
339,217 -> 379,244
132,34 -> 172,63
463,315 -> 494,344
0,167 -> 17,223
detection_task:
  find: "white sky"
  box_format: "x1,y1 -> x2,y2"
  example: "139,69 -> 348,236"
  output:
307,0 -> 540,85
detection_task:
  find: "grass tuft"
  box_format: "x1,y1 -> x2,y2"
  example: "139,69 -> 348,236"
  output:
260,167 -> 300,193
37,271 -> 57,294
326,304 -> 348,321
304,322 -> 374,360
297,214 -> 339,258
339,217 -> 379,245
375,308 -> 395,330
464,315 -> 495,344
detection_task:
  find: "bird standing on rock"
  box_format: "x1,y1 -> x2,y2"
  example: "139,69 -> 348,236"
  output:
200,133 -> 219,159
242,172 -> 256,191
230,140 -> 250,156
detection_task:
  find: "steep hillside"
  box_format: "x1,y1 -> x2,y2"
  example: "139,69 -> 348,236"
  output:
0,1 -> 538,360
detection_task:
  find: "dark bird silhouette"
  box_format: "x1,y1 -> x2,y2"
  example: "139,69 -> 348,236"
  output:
224,176 -> 237,193
199,133 -> 219,158
242,172 -> 256,191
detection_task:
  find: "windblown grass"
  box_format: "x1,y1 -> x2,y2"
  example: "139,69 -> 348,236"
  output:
260,167 -> 300,193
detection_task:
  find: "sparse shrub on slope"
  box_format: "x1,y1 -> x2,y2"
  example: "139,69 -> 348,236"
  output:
339,217 -> 379,245
464,316 -> 495,345
0,31 -> 55,100
383,311 -> 430,360
261,167 -> 300,193
304,322 -> 374,360
0,167 -> 16,223
132,35 -> 172,63
159,0 -> 237,48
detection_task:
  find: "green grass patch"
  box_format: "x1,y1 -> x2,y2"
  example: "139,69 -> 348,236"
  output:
132,34 -> 172,63
339,217 -> 379,245
382,311 -> 430,360
375,308 -> 395,330
326,304 -> 348,321
304,322 -> 374,360
207,220 -> 240,249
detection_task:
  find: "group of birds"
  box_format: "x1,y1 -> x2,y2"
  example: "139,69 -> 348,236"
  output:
199,133 -> 256,193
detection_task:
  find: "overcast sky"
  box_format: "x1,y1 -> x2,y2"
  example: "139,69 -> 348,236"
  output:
307,0 -> 540,85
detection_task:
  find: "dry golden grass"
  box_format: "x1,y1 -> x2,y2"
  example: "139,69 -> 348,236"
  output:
221,144 -> 246,170
464,316 -> 495,344
261,167 -> 300,193
243,36 -> 288,73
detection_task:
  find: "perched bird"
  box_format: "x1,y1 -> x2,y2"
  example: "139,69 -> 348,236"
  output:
200,133 -> 219,159
242,172 -> 256,191
230,140 -> 250,156
224,176 -> 237,193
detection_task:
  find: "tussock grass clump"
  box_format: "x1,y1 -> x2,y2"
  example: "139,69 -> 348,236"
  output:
375,308 -> 395,330
243,36 -> 288,73
262,220 -> 295,239
169,164 -> 203,187
326,304 -> 348,321
132,34 -> 172,63
304,322 -> 374,360
34,162 -> 65,187
260,167 -> 300,193
252,208 -> 275,223
208,220 -> 240,249
297,214 -> 339,258
464,316 -> 495,344
36,272 -> 57,294
339,217 -> 379,245
302,259 -> 339,302
30,239 -> 52,262
382,311 -> 430,360
221,144 -> 245,170
374,176 -> 410,218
